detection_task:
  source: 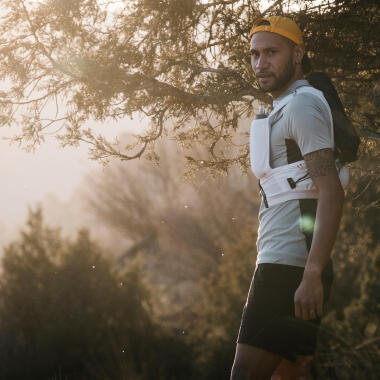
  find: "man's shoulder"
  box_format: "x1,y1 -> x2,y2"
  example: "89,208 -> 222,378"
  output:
281,89 -> 331,131
286,88 -> 329,114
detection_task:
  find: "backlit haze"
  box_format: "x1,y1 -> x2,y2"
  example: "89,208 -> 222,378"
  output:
0,117 -> 149,251
0,0 -> 317,251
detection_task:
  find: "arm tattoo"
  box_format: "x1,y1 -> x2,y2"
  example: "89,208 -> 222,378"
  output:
304,148 -> 337,178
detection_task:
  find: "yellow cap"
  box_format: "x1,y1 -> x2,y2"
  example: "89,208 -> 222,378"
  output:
249,16 -> 303,45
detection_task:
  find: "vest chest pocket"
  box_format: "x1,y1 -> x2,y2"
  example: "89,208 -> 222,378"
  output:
249,117 -> 271,178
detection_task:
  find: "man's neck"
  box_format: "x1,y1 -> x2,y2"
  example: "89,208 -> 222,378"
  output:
271,73 -> 304,99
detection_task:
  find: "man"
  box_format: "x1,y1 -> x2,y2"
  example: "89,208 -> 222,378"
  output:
230,16 -> 345,380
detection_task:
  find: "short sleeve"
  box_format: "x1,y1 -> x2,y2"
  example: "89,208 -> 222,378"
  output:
286,93 -> 333,156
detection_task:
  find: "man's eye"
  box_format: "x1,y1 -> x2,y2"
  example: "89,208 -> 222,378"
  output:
268,50 -> 276,55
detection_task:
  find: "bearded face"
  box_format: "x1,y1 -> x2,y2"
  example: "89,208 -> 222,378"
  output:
257,56 -> 296,93
250,32 -> 300,98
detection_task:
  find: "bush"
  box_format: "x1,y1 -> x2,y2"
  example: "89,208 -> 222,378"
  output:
0,208 -> 194,380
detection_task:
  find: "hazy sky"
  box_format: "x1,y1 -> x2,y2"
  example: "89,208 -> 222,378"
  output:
0,117 -> 148,248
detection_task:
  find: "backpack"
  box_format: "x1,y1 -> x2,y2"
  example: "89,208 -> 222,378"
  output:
305,71 -> 360,164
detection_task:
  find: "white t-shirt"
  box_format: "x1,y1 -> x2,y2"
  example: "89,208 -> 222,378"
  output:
256,79 -> 333,267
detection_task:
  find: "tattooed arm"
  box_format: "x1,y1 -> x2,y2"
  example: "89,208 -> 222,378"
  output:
303,148 -> 344,272
304,148 -> 337,177
294,148 -> 345,320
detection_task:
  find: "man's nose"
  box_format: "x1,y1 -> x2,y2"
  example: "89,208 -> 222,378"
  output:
255,55 -> 268,70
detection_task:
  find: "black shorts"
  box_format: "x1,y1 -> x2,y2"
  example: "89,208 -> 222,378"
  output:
236,260 -> 333,362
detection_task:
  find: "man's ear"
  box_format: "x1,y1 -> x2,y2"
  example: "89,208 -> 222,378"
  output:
294,44 -> 305,65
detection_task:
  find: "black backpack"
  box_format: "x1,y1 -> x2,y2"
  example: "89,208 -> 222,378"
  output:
306,71 -> 360,164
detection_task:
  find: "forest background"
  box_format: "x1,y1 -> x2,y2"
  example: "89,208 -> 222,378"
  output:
0,0 -> 378,379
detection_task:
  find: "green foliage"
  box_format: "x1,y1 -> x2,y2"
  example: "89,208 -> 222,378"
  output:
0,208 -> 194,380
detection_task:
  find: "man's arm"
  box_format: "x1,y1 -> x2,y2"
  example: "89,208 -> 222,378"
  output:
294,148 -> 345,320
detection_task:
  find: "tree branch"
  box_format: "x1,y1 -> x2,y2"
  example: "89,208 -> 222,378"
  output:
260,0 -> 285,16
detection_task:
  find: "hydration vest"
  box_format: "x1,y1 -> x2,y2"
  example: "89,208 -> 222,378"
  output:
250,85 -> 350,208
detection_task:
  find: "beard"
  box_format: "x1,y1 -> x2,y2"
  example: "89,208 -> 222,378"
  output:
257,58 -> 296,93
